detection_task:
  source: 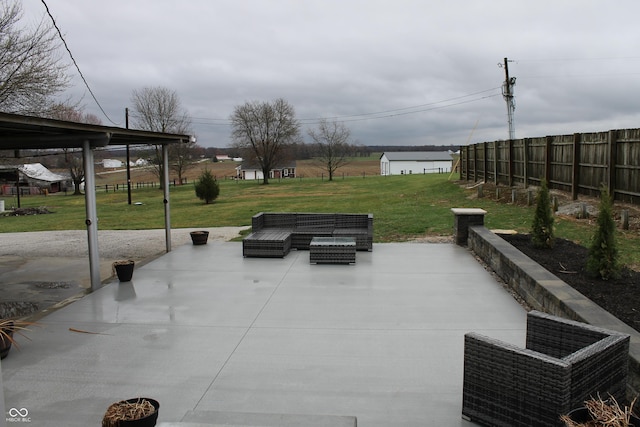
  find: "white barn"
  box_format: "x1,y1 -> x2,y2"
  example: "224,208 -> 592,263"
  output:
102,159 -> 123,168
380,151 -> 453,176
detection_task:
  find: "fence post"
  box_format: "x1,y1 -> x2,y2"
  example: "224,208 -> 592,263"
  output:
545,136 -> 553,186
608,129 -> 617,199
507,139 -> 513,186
473,144 -> 478,182
464,146 -> 469,181
579,203 -> 589,219
523,138 -> 530,188
493,140 -> 499,184
483,142 -> 488,182
622,209 -> 629,230
572,133 -> 581,201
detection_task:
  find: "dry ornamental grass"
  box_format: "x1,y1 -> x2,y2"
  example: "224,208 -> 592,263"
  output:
561,396 -> 638,427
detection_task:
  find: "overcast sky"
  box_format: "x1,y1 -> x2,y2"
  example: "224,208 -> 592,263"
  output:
19,0 -> 640,148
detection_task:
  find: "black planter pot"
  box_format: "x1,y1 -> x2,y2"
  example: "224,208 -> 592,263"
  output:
190,231 -> 209,245
113,260 -> 135,282
0,321 -> 14,360
566,407 -> 640,426
103,397 -> 159,427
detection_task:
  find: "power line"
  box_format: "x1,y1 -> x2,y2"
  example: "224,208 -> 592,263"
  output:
40,0 -> 119,125
516,56 -> 640,63
166,87 -> 501,128
299,87 -> 501,122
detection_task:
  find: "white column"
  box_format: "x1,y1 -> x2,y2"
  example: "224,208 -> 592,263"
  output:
83,140 -> 101,290
162,144 -> 171,253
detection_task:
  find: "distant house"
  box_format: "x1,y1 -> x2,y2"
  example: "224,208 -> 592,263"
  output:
215,154 -> 231,162
236,161 -> 296,180
379,151 -> 453,176
0,163 -> 70,194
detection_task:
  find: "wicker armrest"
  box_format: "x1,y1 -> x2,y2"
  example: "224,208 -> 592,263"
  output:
251,212 -> 265,232
526,311 -> 608,358
564,334 -> 630,406
463,332 -> 572,426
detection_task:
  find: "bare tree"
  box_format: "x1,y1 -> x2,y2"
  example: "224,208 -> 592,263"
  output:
48,103 -> 102,124
168,138 -> 197,184
308,119 -> 353,181
48,104 -> 103,194
0,0 -> 70,115
230,98 -> 300,184
130,86 -> 193,186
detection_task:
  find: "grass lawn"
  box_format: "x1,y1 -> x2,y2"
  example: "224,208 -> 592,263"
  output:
2,173 -> 639,268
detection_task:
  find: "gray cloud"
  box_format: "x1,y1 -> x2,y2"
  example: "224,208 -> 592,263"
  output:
20,0 -> 640,147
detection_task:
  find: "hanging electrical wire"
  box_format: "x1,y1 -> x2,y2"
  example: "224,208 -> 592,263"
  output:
155,86 -> 501,128
40,0 -> 119,126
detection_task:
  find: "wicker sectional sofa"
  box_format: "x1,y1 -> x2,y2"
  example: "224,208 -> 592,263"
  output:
242,212 -> 373,257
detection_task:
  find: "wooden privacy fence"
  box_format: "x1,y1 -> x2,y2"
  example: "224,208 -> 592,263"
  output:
460,128 -> 640,204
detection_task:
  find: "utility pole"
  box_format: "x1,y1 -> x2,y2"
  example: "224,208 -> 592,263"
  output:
125,108 -> 132,205
501,57 -> 516,140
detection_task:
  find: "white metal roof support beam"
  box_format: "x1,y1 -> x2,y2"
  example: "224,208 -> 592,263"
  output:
162,143 -> 172,252
83,140 -> 101,291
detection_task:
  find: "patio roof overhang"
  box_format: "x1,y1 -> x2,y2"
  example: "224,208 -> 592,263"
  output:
0,112 -> 192,291
0,111 -> 191,150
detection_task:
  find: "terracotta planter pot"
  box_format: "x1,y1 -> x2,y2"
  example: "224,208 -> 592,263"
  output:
190,231 -> 209,245
113,260 -> 135,282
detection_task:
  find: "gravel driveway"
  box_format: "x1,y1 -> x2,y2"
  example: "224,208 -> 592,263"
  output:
0,227 -> 247,260
0,227 -> 248,318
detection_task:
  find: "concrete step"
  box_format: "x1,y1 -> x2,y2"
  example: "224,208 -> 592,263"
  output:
156,410 -> 357,427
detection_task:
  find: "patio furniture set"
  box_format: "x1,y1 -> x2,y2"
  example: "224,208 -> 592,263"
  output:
242,212 -> 373,263
242,213 -> 635,425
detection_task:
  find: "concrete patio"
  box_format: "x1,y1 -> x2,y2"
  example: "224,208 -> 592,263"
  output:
1,241 -> 527,426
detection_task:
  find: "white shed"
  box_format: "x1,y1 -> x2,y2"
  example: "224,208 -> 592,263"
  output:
380,151 -> 453,176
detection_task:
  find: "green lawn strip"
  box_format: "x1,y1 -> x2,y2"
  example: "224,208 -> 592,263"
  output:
1,175 -> 639,268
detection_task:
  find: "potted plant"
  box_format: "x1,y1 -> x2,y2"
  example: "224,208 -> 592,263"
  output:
1,318 -> 34,359
562,396 -> 639,426
102,397 -> 159,427
189,230 -> 209,245
113,260 -> 135,282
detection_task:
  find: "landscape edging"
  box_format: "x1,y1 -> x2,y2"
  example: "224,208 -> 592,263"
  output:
467,225 -> 640,398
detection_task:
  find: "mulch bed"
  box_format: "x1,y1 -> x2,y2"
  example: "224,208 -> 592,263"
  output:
2,207 -> 53,216
499,233 -> 640,333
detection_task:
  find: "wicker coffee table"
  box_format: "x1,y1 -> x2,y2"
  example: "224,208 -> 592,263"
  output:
309,237 -> 356,264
